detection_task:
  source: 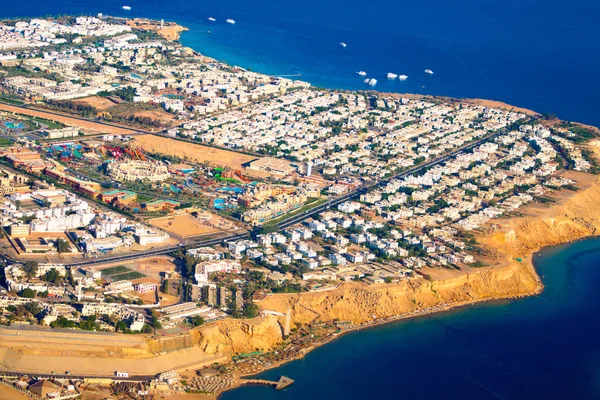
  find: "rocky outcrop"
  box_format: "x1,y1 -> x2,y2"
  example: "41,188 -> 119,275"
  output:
197,316 -> 284,355
146,316 -> 285,356
482,175 -> 600,260
257,263 -> 539,325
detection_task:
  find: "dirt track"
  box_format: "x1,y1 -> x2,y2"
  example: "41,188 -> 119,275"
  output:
0,327 -> 225,375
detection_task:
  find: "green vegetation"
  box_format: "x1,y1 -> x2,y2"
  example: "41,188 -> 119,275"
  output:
242,303 -> 260,319
0,96 -> 24,105
0,65 -> 63,82
100,266 -> 129,276
101,266 -> 145,281
260,197 -> 327,230
98,86 -> 136,102
110,271 -> 145,281
45,99 -> 96,118
43,268 -> 63,285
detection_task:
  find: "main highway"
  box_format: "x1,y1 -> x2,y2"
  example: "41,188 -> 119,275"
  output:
1,127 -> 503,268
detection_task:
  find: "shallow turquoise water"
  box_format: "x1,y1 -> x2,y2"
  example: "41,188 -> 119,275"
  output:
1,0 -> 599,126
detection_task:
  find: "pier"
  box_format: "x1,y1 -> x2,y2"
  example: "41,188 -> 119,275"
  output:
241,376 -> 295,390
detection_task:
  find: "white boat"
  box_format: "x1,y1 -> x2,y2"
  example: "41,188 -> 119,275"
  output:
122,5 -> 131,10
339,42 -> 347,48
424,69 -> 434,75
226,19 -> 236,24
386,72 -> 398,79
357,71 -> 367,76
208,17 -> 216,22
368,78 -> 377,86
399,74 -> 408,80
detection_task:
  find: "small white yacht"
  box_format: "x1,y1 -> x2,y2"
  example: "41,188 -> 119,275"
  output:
122,5 -> 131,10
399,74 -> 408,80
424,69 -> 434,75
387,72 -> 398,79
226,19 -> 236,24
208,17 -> 216,22
339,42 -> 347,48
368,78 -> 377,86
357,71 -> 367,76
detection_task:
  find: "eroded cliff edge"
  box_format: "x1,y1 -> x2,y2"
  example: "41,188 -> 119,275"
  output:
186,173 -> 600,355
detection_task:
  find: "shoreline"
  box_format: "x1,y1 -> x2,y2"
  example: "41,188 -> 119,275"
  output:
0,13 -> 598,400
225,288 -> 539,392
213,173 -> 600,398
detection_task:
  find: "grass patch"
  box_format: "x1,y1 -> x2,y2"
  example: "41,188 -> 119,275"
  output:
101,265 -> 145,282
137,194 -> 155,203
262,197 -> 327,228
0,137 -> 14,146
29,116 -> 65,130
0,97 -> 24,105
101,266 -> 129,276
111,271 -> 145,281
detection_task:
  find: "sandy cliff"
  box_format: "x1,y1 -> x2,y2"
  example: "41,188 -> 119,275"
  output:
3,174 -> 600,375
482,173 -> 600,263
257,263 -> 539,326
146,316 -> 284,356
242,173 -> 600,333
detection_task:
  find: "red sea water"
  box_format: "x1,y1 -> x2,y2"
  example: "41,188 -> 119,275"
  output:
1,1 -> 600,398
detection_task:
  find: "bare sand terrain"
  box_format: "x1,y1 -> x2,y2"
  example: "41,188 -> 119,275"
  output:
133,110 -> 175,125
467,98 -> 540,116
72,96 -> 116,111
0,103 -> 136,134
126,19 -> 188,41
0,384 -> 28,400
148,212 -> 239,239
132,135 -> 258,169
0,327 -> 225,375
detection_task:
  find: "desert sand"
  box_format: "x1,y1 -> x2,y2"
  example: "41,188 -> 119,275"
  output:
132,135 -> 258,169
0,383 -> 28,400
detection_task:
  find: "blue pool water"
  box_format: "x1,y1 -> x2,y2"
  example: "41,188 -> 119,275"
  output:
3,121 -> 25,129
217,187 -> 245,194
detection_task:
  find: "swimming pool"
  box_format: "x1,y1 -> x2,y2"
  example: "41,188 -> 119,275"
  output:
217,187 -> 245,194
3,121 -> 25,129
213,198 -> 237,210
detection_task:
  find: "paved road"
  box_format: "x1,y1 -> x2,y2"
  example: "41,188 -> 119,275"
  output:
0,371 -> 152,382
59,130 -> 503,267
0,120 -> 508,268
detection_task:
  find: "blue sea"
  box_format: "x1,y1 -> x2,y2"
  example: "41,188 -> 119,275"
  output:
2,1 -> 600,399
220,239 -> 600,400
1,0 -> 599,127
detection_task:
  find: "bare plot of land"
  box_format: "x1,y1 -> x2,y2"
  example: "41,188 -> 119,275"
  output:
72,96 -> 116,110
148,213 -> 232,238
133,110 -> 175,125
0,327 -> 226,375
0,384 -> 28,400
132,134 -> 258,169
0,103 -> 137,134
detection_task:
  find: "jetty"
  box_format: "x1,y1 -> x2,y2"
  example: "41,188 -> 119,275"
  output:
241,376 -> 294,390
